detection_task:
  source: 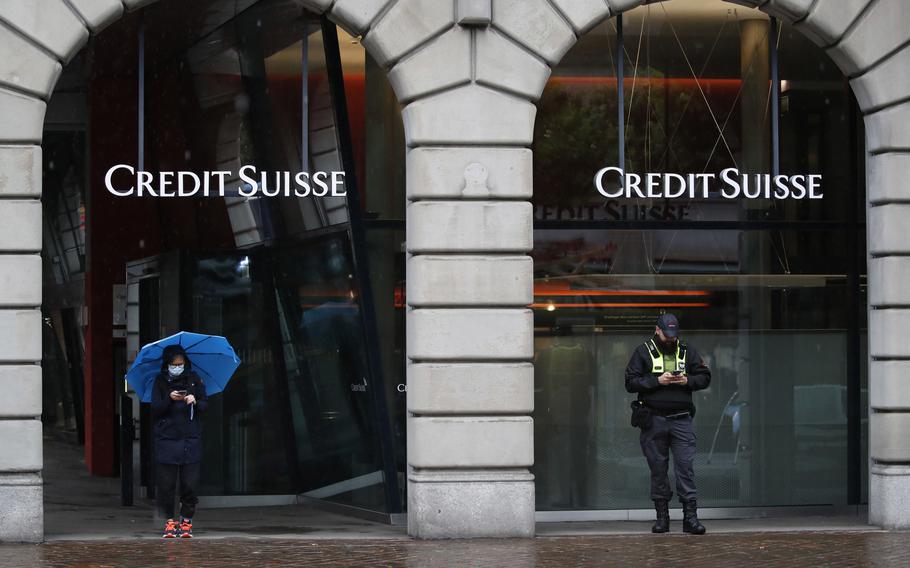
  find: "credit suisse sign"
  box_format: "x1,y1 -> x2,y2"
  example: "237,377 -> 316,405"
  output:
594,167 -> 822,200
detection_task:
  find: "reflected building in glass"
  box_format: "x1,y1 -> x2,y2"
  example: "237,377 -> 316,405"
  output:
531,0 -> 866,512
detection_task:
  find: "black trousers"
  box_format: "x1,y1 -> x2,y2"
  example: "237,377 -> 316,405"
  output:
639,414 -> 698,501
156,462 -> 200,520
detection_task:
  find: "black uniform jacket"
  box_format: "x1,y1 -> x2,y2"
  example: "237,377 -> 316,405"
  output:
151,371 -> 208,464
624,339 -> 711,415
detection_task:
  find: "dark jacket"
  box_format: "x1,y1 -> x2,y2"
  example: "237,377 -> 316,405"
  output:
624,338 -> 711,414
151,371 -> 208,464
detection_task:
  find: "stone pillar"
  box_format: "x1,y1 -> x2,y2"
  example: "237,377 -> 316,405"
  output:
865,150 -> 910,528
405,146 -> 537,537
0,102 -> 45,544
398,69 -> 541,538
386,0 -> 596,537
0,0 -> 92,543
866,195 -> 910,528
838,0 -> 910,529
0,239 -> 44,543
0,0 -> 130,544
358,0 -> 552,537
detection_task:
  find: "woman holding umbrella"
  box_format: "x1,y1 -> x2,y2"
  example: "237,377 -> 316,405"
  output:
151,344 -> 207,538
126,331 -> 240,538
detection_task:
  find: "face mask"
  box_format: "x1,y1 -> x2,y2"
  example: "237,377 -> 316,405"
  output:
168,364 -> 184,377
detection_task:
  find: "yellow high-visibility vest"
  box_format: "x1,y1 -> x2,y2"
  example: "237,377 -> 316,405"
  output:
644,339 -> 687,374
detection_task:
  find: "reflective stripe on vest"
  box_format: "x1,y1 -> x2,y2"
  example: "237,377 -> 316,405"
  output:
645,339 -> 687,373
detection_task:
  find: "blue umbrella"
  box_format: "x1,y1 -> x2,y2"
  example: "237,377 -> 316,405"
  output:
125,331 -> 241,403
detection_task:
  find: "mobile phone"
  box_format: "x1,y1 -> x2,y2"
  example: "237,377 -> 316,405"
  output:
671,370 -> 684,376
174,390 -> 188,396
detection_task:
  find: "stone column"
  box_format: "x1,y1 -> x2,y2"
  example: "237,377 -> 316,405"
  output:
355,0 -> 541,537
395,42 -> 541,536
0,154 -> 44,542
836,0 -> 910,529
0,0 -> 134,545
405,146 -> 537,538
382,0 -> 604,536
865,142 -> 910,528
0,0 -> 97,543
395,0 -> 623,537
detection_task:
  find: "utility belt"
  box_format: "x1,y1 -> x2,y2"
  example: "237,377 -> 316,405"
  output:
648,406 -> 691,419
630,401 -> 692,429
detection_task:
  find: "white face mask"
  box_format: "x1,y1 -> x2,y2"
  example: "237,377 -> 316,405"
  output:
168,364 -> 185,377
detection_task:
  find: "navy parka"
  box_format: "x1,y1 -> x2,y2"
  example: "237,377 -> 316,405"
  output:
151,370 -> 208,464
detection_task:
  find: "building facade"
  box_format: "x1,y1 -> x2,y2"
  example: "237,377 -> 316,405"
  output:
0,0 -> 909,542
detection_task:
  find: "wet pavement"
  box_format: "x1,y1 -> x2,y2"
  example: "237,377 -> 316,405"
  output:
17,436 -> 904,566
41,435 -> 405,541
4,531 -> 910,567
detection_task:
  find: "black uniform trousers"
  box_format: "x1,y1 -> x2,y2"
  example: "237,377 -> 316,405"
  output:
640,414 -> 698,501
156,462 -> 201,520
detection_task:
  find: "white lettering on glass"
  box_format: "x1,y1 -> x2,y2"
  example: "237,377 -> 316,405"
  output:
103,166 -> 348,199
593,167 -> 823,200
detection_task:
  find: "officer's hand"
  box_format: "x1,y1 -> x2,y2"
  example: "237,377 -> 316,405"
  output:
184,394 -> 196,405
674,375 -> 688,386
169,391 -> 185,401
658,372 -> 676,385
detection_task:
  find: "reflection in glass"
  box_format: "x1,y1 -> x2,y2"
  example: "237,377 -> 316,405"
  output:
79,0 -> 403,513
181,2 -> 361,244
191,237 -> 387,510
533,229 -> 855,509
533,0 -> 861,225
531,0 -> 867,511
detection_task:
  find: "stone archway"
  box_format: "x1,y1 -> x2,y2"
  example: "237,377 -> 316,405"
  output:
0,0 -> 908,543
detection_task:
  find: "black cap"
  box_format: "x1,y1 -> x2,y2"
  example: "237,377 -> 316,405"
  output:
657,313 -> 680,338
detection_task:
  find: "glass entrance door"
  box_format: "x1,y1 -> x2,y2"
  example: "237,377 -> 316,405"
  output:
189,238 -> 392,511
111,0 -> 403,516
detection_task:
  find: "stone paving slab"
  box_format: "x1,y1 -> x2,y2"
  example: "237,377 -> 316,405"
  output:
4,532 -> 910,567
535,514 -> 876,536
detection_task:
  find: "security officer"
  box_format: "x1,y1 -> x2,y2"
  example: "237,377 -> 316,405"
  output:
625,313 -> 711,534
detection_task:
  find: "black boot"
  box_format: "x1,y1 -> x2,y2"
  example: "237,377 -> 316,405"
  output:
681,499 -> 706,534
651,499 -> 670,533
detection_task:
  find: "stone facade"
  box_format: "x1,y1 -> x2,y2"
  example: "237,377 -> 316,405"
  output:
0,0 -> 907,542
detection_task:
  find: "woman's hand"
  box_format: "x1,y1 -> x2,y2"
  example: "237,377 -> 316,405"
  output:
184,394 -> 196,405
169,391 -> 185,401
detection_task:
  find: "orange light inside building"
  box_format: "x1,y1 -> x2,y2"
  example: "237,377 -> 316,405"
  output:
393,280 -> 712,309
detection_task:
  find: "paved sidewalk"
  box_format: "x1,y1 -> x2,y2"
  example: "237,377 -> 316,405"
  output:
42,435 -> 404,541
43,435 -> 876,541
19,435 -> 902,567
6,532 -> 910,568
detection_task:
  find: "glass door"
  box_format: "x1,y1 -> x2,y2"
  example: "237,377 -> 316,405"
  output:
188,237 -> 392,511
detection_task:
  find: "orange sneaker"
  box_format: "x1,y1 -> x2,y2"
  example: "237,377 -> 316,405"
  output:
179,518 -> 193,538
162,519 -> 178,538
